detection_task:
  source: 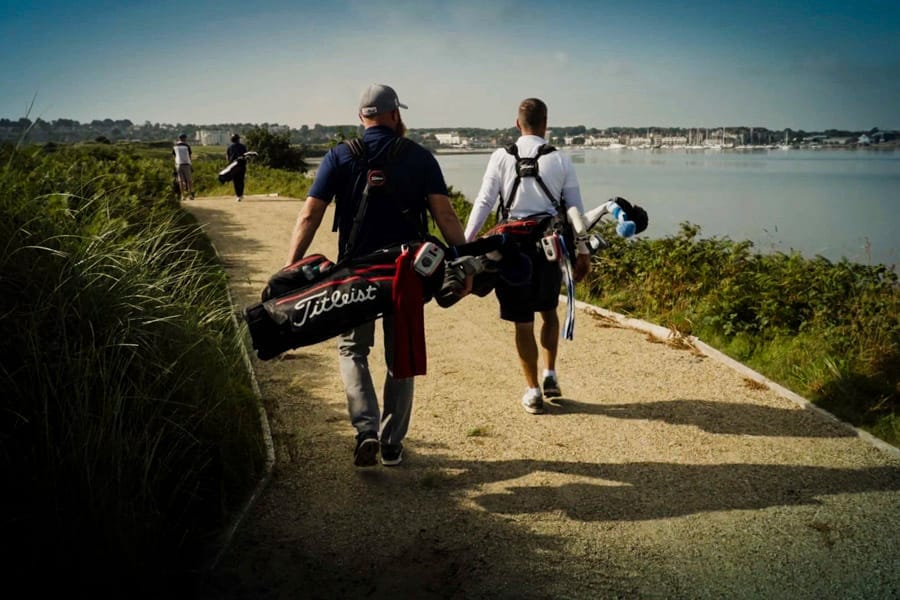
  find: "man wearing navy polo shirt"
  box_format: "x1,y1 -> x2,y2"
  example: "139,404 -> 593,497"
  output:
284,83 -> 468,468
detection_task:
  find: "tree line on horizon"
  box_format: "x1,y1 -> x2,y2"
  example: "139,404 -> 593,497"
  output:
1,116 -> 893,147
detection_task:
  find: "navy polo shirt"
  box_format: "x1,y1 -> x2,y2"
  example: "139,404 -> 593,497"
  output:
309,126 -> 448,258
227,142 -> 247,163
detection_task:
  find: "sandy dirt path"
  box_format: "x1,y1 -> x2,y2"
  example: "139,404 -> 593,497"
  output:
188,195 -> 900,599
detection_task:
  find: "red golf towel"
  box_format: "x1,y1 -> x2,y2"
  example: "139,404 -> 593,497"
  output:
391,249 -> 426,378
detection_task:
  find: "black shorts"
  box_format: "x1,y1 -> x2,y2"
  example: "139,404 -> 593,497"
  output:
495,246 -> 562,323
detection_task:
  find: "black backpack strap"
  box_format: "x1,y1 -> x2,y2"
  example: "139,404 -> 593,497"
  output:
346,137 -> 365,160
533,144 -> 561,211
497,144 -> 520,221
340,136 -> 421,258
498,143 -> 560,221
382,138 -> 427,236
340,138 -> 370,256
332,138 -> 368,235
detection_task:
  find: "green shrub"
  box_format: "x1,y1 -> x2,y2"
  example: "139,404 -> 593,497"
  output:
244,126 -> 307,172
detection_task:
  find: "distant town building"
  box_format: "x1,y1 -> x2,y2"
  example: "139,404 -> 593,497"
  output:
435,132 -> 462,145
198,130 -> 230,146
660,135 -> 688,145
585,135 -> 621,146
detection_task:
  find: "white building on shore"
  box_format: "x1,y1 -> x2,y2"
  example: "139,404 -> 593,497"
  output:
198,129 -> 230,146
435,132 -> 463,146
585,135 -> 622,146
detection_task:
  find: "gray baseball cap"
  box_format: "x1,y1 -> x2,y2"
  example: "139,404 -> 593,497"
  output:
358,84 -> 408,117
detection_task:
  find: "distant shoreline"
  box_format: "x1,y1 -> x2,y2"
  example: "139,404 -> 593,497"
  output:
433,148 -> 494,155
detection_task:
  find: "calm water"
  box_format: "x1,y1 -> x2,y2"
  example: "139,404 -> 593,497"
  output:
436,148 -> 900,268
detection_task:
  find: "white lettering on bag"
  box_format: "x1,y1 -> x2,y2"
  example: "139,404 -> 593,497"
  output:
292,283 -> 380,327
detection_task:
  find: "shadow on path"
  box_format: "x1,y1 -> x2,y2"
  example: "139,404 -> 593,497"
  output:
550,398 -> 857,438
435,458 -> 900,521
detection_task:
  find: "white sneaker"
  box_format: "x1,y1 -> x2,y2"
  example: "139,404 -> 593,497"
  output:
542,373 -> 562,398
521,388 -> 544,414
236,196 -> 242,202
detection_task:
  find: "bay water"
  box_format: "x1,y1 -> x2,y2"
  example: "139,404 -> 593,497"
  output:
436,148 -> 899,268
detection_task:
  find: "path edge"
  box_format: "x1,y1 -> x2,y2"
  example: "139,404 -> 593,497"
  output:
205,240 -> 277,572
570,298 -> 900,460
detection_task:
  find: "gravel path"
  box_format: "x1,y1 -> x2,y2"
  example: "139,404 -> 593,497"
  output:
188,195 -> 900,600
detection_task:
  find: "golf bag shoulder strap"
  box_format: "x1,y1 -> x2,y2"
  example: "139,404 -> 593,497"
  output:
344,136 -> 410,162
497,143 -> 559,221
339,136 -> 420,257
345,136 -> 365,160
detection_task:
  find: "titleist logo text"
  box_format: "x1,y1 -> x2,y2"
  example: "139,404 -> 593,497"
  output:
292,284 -> 379,327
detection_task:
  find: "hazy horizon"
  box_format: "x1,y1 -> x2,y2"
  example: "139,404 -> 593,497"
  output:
2,113 -> 890,134
3,1 -> 899,131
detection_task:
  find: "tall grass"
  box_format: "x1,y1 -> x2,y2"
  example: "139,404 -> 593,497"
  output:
0,143 -> 265,594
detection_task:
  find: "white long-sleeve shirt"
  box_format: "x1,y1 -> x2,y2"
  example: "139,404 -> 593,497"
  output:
463,135 -> 584,242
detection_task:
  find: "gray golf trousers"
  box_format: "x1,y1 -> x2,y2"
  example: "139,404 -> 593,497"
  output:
337,315 -> 414,446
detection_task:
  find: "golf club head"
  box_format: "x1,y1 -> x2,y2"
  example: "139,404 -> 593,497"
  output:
582,204 -> 610,231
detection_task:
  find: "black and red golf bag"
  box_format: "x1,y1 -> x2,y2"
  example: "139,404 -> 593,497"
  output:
243,245 -> 425,360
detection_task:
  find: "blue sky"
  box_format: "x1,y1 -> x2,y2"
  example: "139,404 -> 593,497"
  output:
2,0 -> 898,130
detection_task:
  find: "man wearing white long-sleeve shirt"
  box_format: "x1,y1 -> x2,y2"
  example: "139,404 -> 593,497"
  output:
464,97 -> 591,414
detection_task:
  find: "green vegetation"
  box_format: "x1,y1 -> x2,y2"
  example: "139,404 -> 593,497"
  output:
580,222 -> 898,445
243,126 -> 307,172
0,143 -> 266,594
467,426 -> 490,437
1,136 -> 895,596
102,139 -> 313,200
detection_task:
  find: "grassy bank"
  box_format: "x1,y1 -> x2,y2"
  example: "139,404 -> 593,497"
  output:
0,143 -> 266,595
581,222 -> 898,446
449,194 -> 898,447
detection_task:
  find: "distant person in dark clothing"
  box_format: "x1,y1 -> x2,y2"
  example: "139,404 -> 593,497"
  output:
227,134 -> 249,201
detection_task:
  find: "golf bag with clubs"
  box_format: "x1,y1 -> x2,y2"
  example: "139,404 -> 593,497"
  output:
218,151 -> 259,184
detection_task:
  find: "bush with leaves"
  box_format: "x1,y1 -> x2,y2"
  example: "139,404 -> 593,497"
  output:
244,126 -> 307,172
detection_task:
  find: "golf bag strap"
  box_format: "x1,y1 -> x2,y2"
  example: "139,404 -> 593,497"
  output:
340,136 -> 418,257
497,143 -> 560,221
341,138 -> 368,255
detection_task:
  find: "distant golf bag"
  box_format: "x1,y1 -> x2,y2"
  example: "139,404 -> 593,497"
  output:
218,151 -> 259,184
244,244 -> 437,360
171,169 -> 181,198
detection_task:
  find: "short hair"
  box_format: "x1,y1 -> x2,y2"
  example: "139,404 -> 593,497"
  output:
518,98 -> 547,131
231,134 -> 240,143
178,134 -> 187,140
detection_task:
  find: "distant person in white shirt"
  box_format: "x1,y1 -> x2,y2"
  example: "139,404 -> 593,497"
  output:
464,97 -> 591,415
173,134 -> 194,200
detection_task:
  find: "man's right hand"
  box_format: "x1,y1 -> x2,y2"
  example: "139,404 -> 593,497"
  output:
573,253 -> 591,282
